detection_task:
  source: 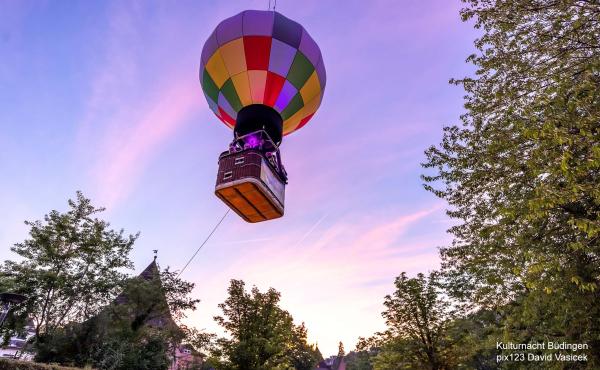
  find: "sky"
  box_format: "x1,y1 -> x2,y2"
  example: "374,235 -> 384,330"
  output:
0,0 -> 478,356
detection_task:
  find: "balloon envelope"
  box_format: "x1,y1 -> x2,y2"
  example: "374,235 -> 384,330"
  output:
200,10 -> 326,136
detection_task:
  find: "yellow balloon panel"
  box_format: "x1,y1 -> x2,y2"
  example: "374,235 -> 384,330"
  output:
231,72 -> 253,106
299,71 -> 321,105
220,38 -> 247,76
303,93 -> 322,117
206,52 -> 229,88
283,108 -> 304,135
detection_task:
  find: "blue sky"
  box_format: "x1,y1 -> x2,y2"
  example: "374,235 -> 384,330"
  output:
0,0 -> 478,356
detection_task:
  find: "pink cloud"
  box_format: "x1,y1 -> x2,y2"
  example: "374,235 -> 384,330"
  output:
73,2 -> 205,208
91,81 -> 201,208
183,204 -> 446,355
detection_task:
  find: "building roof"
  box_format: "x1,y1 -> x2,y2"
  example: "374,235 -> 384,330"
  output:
114,258 -> 160,304
111,258 -> 178,331
139,258 -> 160,281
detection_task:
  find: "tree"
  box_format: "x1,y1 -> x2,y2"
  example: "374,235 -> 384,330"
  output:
184,326 -> 218,359
285,323 -> 323,370
345,337 -> 379,370
35,264 -> 201,370
345,350 -> 374,370
337,341 -> 345,358
422,0 -> 600,365
0,192 -> 204,369
376,272 -> 459,370
0,192 -> 137,343
212,279 -> 320,370
347,275 -> 500,370
159,266 -> 202,322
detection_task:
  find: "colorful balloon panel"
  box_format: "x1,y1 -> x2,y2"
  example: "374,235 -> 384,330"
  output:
200,10 -> 326,136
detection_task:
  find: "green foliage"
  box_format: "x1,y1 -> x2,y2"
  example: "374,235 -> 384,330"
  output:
0,192 -> 137,343
421,0 -> 600,366
88,328 -> 171,370
0,192 -> 205,369
345,350 -> 374,370
34,324 -> 172,370
375,272 -> 461,370
371,338 -> 416,370
33,265 -> 199,370
210,279 -> 320,370
0,359 -> 88,370
344,336 -> 381,370
160,268 -> 201,321
337,341 -> 345,357
184,326 -> 218,356
288,323 -> 322,370
347,273 -> 502,370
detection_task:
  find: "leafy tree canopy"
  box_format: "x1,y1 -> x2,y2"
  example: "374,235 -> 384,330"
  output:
422,0 -> 600,363
337,341 -> 345,357
380,272 -> 460,370
210,279 -> 320,370
423,0 -> 600,303
1,192 -> 137,341
35,264 -> 201,370
0,192 -> 203,369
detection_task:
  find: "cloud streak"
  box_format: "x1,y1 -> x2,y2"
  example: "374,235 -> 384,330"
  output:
184,204 -> 446,353
90,81 -> 200,208
74,2 -> 204,208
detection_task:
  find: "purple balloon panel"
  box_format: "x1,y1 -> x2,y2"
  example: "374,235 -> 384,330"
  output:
272,12 -> 302,48
299,29 -> 321,66
315,57 -> 326,89
242,10 -> 274,36
216,12 -> 243,45
201,29 -> 219,67
274,80 -> 298,112
218,91 -> 237,119
268,38 -> 297,77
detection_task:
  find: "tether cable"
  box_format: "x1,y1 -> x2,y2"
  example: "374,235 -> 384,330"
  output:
177,209 -> 230,277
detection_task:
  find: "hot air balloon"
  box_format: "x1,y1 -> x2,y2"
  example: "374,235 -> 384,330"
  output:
200,10 -> 326,223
